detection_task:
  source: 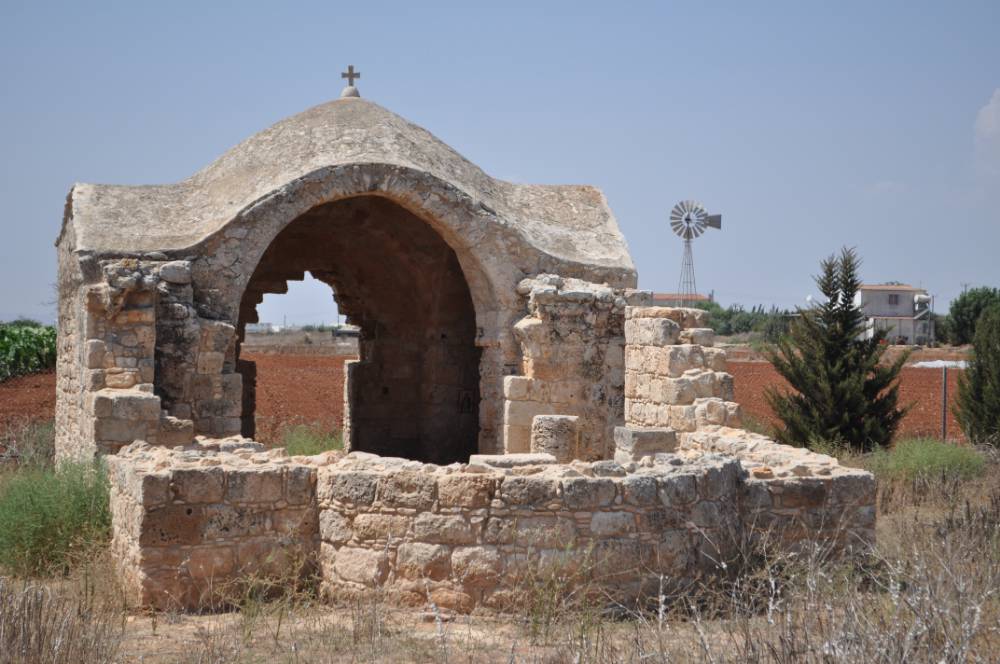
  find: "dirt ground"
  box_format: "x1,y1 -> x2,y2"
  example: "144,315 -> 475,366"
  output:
0,355 -> 356,444
729,361 -> 966,442
243,353 -> 354,443
0,352 -> 968,444
0,370 -> 56,436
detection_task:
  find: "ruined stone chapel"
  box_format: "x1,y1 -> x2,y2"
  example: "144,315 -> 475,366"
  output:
53,79 -> 875,612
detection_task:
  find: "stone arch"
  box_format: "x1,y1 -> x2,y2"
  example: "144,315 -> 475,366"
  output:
187,164 -> 525,460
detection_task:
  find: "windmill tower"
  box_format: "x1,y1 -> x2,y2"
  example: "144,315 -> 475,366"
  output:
669,200 -> 722,306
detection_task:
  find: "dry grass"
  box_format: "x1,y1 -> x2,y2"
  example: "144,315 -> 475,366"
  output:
1,434 -> 998,662
0,551 -> 127,664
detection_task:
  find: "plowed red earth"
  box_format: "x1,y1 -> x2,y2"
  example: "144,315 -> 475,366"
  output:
242,353 -> 354,443
0,357 -> 967,444
729,361 -> 966,442
0,370 -> 56,436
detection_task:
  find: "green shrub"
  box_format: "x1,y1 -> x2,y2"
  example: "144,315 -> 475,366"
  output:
954,304 -> 1000,446
0,462 -> 111,576
0,323 -> 57,381
865,438 -> 985,482
947,286 -> 1000,345
765,248 -> 908,452
694,302 -> 790,339
282,423 -> 343,456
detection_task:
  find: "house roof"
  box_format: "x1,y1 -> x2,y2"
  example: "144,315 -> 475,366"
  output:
860,284 -> 926,293
652,293 -> 712,302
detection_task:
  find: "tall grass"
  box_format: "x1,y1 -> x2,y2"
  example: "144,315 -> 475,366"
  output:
867,437 -> 986,482
0,417 -> 55,468
281,422 -> 343,456
0,461 -> 111,576
0,577 -> 124,664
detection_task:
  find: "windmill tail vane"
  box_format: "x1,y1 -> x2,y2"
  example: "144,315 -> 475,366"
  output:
668,200 -> 722,307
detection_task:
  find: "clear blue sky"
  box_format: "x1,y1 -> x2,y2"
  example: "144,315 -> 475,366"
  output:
2,1 -> 998,324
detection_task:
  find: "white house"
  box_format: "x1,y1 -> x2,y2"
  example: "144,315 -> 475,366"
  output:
854,283 -> 934,345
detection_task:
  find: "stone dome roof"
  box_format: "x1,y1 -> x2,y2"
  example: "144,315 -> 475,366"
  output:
60,97 -> 634,276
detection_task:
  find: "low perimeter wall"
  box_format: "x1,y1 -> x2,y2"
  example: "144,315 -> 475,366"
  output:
107,434 -> 875,613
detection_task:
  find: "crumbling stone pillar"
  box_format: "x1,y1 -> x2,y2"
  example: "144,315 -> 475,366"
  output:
623,306 -> 741,433
612,426 -> 677,464
529,414 -> 579,462
502,275 -> 647,459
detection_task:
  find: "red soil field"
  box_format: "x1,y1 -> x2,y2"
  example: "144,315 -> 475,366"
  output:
0,370 -> 56,436
243,353 -> 353,444
729,361 -> 966,443
0,356 -> 967,445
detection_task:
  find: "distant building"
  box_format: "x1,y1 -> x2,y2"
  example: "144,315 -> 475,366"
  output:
652,292 -> 713,307
854,283 -> 934,345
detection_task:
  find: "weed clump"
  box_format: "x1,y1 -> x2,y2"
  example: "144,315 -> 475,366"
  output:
867,437 -> 986,482
0,461 -> 111,576
281,422 -> 343,456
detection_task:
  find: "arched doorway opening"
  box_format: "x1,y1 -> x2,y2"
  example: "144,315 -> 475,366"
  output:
236,195 -> 482,464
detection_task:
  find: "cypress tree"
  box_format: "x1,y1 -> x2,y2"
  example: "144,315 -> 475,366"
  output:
954,304 -> 1000,446
764,248 -> 909,451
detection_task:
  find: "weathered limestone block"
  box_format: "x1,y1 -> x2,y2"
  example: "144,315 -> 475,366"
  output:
413,513 -> 476,545
661,376 -> 696,404
158,414 -> 194,446
468,453 -> 556,469
561,476 -> 617,509
529,414 -> 579,463
319,511 -> 352,544
226,467 -> 284,504
397,542 -> 451,580
623,317 -> 681,346
679,327 -> 715,346
437,473 -> 497,508
502,375 -> 532,401
500,475 -> 560,505
317,469 -> 379,505
334,547 -> 389,586
171,467 -> 226,503
613,426 -> 677,464
590,511 -> 636,537
352,513 -> 411,540
451,546 -> 501,587
703,347 -> 728,372
376,471 -> 437,509
158,261 -> 192,284
625,306 -> 706,329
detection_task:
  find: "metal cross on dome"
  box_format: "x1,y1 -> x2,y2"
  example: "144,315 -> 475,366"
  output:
341,65 -> 361,86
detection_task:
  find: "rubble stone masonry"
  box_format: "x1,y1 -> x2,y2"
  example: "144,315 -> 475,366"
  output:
60,95 -> 876,614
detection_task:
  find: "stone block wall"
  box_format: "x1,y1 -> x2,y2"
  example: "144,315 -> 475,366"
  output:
316,452 -> 746,611
682,427 -> 876,552
56,255 -> 240,460
623,306 -> 742,432
109,442 -> 756,612
106,439 -> 318,609
502,276 -> 648,459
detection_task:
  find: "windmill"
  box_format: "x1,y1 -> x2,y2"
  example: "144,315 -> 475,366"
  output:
669,200 -> 722,306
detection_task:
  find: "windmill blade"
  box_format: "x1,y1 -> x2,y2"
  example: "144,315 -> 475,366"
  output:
669,200 -> 721,239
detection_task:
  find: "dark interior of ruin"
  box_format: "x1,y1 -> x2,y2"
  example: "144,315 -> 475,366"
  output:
236,196 -> 481,464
